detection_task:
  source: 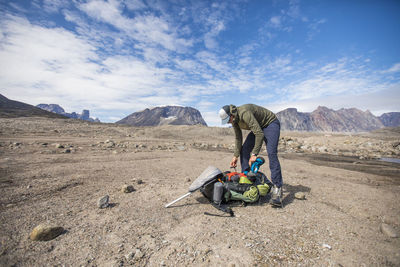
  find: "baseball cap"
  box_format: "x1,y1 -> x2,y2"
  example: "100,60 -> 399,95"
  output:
219,105 -> 231,124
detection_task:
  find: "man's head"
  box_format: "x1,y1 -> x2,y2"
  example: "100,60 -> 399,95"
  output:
219,105 -> 231,124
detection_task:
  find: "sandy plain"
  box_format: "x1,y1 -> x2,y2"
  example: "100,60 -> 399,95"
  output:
0,117 -> 399,266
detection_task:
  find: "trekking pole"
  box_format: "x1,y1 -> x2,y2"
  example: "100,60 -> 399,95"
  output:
165,192 -> 192,208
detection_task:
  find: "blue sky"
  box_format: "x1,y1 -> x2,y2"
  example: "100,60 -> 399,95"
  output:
0,0 -> 399,125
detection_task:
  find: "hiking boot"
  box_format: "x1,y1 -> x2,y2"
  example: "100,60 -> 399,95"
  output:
270,186 -> 283,207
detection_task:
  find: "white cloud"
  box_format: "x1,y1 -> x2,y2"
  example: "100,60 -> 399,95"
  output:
124,0 -> 147,11
269,16 -> 282,28
201,110 -> 221,127
42,0 -> 68,13
0,14 -> 189,118
307,18 -> 327,41
287,0 -> 301,19
383,62 -> 400,73
0,12 -> 230,122
78,0 -> 193,52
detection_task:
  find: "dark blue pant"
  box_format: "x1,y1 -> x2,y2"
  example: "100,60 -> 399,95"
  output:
240,119 -> 283,188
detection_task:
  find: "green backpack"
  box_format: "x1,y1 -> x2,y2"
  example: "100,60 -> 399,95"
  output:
222,171 -> 272,203
200,171 -> 272,204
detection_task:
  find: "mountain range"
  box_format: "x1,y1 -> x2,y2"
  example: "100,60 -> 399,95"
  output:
117,106 -> 207,126
36,104 -> 100,122
0,94 -> 399,132
276,106 -> 400,132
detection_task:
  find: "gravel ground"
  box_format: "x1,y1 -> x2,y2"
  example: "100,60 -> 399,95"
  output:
0,117 -> 399,266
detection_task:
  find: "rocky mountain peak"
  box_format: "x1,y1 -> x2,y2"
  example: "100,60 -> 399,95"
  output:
36,104 -> 100,122
117,105 -> 207,127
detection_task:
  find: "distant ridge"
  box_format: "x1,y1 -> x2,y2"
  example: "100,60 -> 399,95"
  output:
379,112 -> 400,127
277,106 -> 400,132
0,94 -> 67,119
117,106 -> 207,126
37,104 -> 100,122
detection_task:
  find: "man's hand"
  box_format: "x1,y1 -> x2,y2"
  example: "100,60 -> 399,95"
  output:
230,157 -> 238,168
248,155 -> 257,168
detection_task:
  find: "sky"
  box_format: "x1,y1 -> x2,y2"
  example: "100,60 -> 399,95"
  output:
0,0 -> 399,126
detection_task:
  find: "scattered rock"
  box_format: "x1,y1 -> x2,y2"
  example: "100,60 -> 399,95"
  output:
125,251 -> 135,261
380,223 -> 398,238
105,140 -> 115,148
55,144 -> 64,149
98,195 -> 110,209
26,185 -> 32,189
64,148 -> 71,153
134,248 -> 144,259
30,224 -> 64,241
322,243 -> 332,250
294,192 -> 306,200
137,179 -> 143,185
121,185 -> 135,193
318,146 -> 328,153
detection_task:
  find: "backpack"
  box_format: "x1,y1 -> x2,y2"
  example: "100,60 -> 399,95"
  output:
200,171 -> 272,204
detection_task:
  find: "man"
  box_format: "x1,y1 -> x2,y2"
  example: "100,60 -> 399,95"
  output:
218,104 -> 283,207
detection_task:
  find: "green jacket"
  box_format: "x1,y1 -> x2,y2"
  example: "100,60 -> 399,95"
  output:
231,104 -> 277,157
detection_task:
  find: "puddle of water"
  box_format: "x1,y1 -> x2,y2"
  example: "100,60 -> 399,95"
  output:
380,158 -> 400,164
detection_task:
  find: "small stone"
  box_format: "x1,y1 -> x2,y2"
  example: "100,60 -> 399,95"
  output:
64,149 -> 71,153
186,178 -> 191,182
106,142 -> 115,148
134,248 -> 143,259
30,224 -> 64,241
380,223 -> 398,238
294,192 -> 306,200
322,243 -> 332,250
98,195 -> 110,209
125,252 -> 135,260
204,248 -> 212,255
121,185 -> 135,193
55,144 -> 64,149
137,179 -> 143,185
27,185 -> 32,189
